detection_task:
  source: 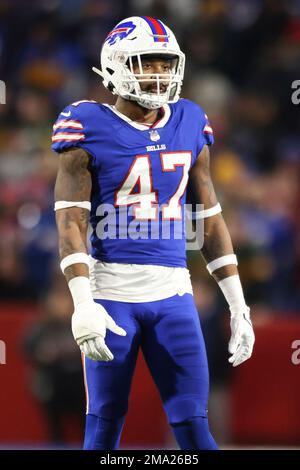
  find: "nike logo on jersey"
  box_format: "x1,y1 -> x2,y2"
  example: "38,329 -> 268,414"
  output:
146,144 -> 167,152
61,111 -> 71,117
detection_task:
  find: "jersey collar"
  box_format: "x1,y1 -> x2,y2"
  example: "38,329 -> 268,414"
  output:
103,103 -> 171,130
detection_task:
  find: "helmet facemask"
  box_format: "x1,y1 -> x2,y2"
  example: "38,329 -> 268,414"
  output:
97,50 -> 185,110
122,52 -> 185,109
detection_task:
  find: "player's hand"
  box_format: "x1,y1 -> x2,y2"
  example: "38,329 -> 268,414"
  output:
228,306 -> 255,367
71,301 -> 126,361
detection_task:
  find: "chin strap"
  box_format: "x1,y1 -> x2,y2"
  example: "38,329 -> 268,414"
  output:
92,66 -> 104,79
93,66 -> 115,92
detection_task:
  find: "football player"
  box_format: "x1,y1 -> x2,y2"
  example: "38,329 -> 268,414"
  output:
52,16 -> 255,450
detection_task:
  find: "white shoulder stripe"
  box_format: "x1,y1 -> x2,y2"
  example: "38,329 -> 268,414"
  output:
52,133 -> 85,142
203,125 -> 213,133
53,120 -> 83,130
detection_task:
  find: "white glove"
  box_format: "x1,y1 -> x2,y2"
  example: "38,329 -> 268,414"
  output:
228,307 -> 255,367
217,275 -> 255,367
69,277 -> 126,361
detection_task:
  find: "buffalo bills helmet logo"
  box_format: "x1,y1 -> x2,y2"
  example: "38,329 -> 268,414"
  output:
105,21 -> 136,46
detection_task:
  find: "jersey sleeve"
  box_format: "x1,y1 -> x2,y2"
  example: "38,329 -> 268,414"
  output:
51,105 -> 86,153
180,99 -> 214,158
196,110 -> 214,155
201,113 -> 214,146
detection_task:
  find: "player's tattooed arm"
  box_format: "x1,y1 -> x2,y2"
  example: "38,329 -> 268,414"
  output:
187,145 -> 238,282
54,147 -> 92,282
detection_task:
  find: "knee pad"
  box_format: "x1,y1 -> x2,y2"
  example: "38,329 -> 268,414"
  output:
88,394 -> 129,420
166,396 -> 208,425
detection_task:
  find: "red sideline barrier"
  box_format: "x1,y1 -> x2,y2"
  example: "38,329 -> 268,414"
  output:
1,304 -> 300,447
0,304 -> 169,448
231,316 -> 300,445
0,304 -> 48,444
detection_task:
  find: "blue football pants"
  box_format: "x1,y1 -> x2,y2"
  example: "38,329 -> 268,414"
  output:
82,293 -> 217,450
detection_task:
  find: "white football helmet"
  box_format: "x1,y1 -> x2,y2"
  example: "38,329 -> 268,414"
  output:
93,16 -> 185,109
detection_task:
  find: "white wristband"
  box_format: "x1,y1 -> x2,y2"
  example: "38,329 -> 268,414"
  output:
206,254 -> 238,275
60,253 -> 90,273
54,201 -> 91,211
218,274 -> 248,316
68,276 -> 93,307
186,203 -> 222,220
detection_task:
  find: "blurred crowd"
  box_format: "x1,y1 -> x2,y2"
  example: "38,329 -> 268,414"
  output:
0,0 -> 299,447
0,0 -> 298,311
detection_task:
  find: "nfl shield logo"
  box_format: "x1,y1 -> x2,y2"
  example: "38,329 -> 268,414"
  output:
149,130 -> 160,142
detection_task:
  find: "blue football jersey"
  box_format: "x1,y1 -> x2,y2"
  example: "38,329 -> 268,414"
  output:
51,99 -> 214,268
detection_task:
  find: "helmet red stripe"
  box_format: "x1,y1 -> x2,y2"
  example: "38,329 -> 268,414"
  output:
143,16 -> 168,42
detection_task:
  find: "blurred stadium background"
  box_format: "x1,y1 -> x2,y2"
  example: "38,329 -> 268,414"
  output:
0,0 -> 299,449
